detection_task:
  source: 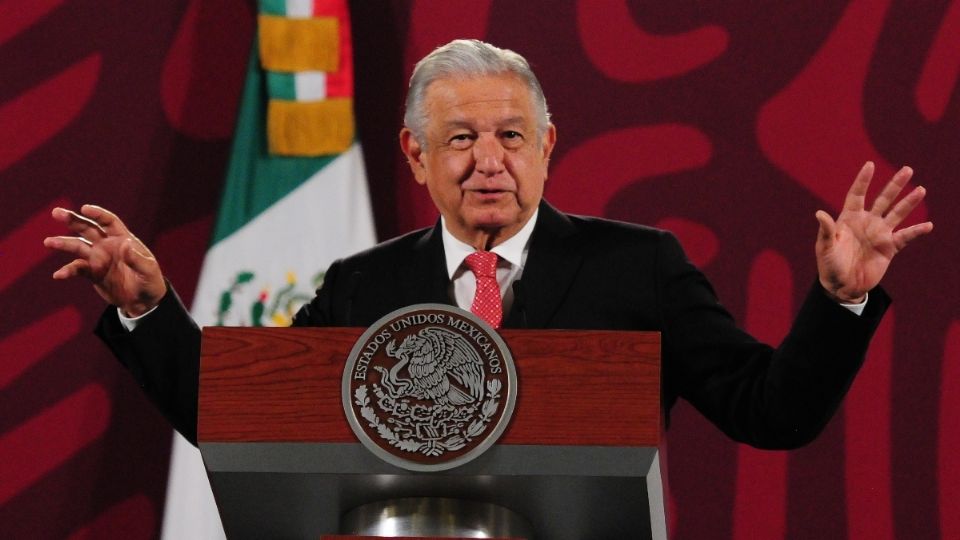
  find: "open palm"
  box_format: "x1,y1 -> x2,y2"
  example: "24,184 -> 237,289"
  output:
816,162 -> 933,303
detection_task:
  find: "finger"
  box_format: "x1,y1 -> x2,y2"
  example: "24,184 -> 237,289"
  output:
79,204 -> 130,236
52,207 -> 108,242
870,166 -> 913,216
883,185 -> 926,228
43,235 -> 94,258
843,161 -> 875,212
892,221 -> 933,250
52,259 -> 92,280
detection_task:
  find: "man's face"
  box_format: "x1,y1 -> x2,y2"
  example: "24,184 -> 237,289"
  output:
400,74 -> 556,248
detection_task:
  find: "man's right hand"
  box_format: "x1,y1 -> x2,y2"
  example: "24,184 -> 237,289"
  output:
44,205 -> 167,317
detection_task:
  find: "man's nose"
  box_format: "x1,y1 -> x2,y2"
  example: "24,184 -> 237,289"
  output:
473,134 -> 505,175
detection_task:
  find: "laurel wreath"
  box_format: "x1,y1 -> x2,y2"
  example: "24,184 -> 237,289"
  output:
354,378 -> 502,457
215,270 -> 325,326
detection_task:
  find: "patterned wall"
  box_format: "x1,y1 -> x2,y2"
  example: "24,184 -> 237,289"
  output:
1,1 -> 956,538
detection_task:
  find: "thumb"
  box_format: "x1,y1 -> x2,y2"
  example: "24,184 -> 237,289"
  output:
815,210 -> 836,245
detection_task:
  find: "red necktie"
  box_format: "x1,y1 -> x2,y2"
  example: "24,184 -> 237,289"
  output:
465,251 -> 502,329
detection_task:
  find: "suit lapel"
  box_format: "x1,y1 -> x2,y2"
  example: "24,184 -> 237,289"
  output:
504,201 -> 583,328
400,221 -> 454,307
399,204 -> 584,327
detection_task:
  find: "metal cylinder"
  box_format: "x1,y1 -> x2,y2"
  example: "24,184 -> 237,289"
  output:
341,497 -> 534,538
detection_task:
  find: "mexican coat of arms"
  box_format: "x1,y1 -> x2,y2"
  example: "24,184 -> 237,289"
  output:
342,304 -> 517,471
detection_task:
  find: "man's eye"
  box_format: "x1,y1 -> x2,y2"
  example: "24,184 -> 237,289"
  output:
502,131 -> 525,147
449,134 -> 474,147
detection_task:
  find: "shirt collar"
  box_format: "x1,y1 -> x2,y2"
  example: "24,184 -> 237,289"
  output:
441,208 -> 539,279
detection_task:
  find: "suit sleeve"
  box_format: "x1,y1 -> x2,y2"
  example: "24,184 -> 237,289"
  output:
95,285 -> 201,445
656,232 -> 889,449
94,258 -> 351,446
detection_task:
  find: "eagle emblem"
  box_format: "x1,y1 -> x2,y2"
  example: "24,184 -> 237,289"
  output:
343,304 -> 517,471
378,328 -> 484,406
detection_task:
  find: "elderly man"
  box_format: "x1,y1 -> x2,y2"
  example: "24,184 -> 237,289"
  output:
45,40 -> 931,448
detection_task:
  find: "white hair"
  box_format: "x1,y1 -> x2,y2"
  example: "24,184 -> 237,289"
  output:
403,39 -> 551,147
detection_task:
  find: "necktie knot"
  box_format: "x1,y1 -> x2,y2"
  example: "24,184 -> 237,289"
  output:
464,251 -> 502,329
465,251 -> 498,278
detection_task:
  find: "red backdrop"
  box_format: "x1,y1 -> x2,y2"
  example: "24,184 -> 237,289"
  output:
1,1 -> 957,538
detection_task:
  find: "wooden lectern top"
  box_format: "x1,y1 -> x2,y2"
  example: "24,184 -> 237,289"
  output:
199,327 -> 660,447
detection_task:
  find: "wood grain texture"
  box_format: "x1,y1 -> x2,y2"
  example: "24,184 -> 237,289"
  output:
199,327 -> 660,446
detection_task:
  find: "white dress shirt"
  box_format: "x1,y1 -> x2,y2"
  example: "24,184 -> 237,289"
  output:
441,209 -> 538,316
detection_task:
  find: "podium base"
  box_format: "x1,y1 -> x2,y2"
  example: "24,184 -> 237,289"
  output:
341,497 -> 533,538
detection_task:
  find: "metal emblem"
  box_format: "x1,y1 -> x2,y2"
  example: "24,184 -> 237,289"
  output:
342,304 -> 517,471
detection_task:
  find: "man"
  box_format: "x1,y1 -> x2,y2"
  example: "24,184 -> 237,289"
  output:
44,40 -> 932,448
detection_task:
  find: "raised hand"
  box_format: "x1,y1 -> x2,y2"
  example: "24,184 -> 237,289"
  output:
44,205 -> 167,316
815,162 -> 933,303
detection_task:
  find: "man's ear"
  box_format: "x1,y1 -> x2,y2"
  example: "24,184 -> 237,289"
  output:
541,123 -> 557,182
542,123 -> 557,162
399,128 -> 427,185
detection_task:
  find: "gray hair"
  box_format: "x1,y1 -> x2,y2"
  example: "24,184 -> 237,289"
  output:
403,39 -> 551,147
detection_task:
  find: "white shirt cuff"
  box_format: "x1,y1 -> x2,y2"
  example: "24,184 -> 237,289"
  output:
838,293 -> 868,316
117,305 -> 159,331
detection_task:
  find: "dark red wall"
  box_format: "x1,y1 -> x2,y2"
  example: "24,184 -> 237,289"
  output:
1,1 -> 956,538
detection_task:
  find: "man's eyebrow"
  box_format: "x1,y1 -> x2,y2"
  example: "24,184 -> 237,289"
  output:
441,120 -> 475,131
497,116 -> 526,128
440,117 -> 528,130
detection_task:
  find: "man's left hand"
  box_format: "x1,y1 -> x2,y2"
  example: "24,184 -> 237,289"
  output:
815,161 -> 933,303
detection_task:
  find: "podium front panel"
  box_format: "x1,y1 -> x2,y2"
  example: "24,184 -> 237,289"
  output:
199,327 -> 663,539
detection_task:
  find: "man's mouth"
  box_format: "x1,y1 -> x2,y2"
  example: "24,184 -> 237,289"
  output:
466,189 -> 511,203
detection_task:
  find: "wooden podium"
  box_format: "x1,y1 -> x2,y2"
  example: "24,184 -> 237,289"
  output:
198,327 -> 664,539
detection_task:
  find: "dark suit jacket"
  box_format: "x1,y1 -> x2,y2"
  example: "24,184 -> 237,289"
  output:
96,201 -> 889,447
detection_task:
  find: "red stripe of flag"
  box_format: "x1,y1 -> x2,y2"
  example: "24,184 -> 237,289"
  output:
313,0 -> 352,98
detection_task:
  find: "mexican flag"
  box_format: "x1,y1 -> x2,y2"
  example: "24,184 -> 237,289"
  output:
161,1 -> 376,536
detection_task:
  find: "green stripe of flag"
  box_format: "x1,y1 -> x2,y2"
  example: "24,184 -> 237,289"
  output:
266,72 -> 296,100
213,38 -> 337,244
259,0 -> 287,16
